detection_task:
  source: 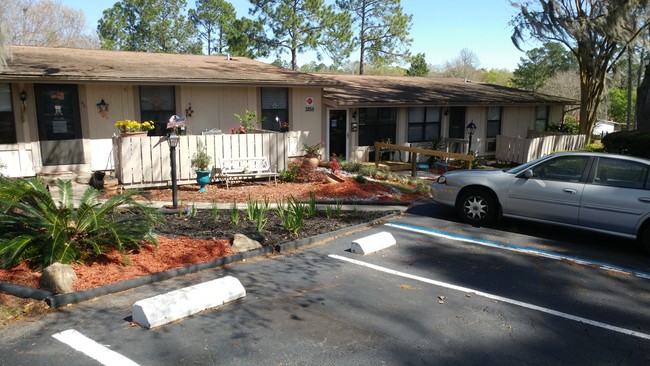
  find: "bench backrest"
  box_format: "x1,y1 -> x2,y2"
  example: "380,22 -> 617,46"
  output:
219,157 -> 271,173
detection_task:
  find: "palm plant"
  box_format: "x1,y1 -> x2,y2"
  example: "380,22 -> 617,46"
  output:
0,177 -> 162,269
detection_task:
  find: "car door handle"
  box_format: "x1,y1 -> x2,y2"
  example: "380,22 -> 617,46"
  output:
639,197 -> 650,203
563,188 -> 578,194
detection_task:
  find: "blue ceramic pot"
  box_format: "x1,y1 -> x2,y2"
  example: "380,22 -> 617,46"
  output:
195,170 -> 211,192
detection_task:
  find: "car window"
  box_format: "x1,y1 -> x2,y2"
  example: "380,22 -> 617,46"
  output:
531,156 -> 589,182
592,157 -> 648,189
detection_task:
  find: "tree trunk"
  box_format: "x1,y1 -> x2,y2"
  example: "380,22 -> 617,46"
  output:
291,48 -> 297,70
637,64 -> 650,132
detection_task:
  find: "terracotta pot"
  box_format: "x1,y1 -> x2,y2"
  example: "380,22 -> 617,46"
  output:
308,157 -> 320,168
325,173 -> 345,184
120,131 -> 149,138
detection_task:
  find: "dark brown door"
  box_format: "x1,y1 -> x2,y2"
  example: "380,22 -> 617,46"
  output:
449,107 -> 466,139
34,84 -> 84,165
329,110 -> 347,160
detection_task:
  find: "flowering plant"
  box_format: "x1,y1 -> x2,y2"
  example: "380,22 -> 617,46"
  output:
230,125 -> 247,134
115,119 -> 155,133
329,153 -> 342,175
280,121 -> 289,132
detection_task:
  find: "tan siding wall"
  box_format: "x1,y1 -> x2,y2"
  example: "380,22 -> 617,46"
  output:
290,87 -> 323,147
179,85 -> 256,134
84,85 -> 136,139
502,106 -> 534,138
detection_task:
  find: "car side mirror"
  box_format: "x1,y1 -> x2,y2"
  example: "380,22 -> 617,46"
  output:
523,169 -> 534,179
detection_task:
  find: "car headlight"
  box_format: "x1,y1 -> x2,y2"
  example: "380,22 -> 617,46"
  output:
437,175 -> 446,184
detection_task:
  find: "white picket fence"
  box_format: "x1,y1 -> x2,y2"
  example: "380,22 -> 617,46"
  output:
495,133 -> 586,164
112,131 -> 308,187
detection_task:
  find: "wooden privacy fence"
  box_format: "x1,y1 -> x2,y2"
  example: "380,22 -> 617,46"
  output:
495,133 -> 586,164
113,131 -> 308,187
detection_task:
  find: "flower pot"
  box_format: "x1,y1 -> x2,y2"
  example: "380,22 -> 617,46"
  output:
195,170 -> 211,192
307,157 -> 319,168
120,131 -> 149,138
325,172 -> 345,184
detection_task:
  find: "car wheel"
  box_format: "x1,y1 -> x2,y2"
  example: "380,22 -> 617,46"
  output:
457,188 -> 497,226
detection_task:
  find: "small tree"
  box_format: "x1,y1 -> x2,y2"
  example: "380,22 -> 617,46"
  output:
406,53 -> 429,77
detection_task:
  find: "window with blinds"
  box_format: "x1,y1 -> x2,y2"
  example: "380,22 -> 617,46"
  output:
408,107 -> 441,142
261,88 -> 288,131
140,86 -> 175,136
0,84 -> 17,144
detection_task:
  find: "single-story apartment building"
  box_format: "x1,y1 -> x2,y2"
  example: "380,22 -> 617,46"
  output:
0,45 -> 577,178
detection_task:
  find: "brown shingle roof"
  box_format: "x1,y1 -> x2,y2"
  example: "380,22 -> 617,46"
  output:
1,46 -> 339,87
323,74 -> 577,107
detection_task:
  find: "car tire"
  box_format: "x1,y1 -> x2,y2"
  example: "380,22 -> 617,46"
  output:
457,188 -> 497,226
637,224 -> 650,255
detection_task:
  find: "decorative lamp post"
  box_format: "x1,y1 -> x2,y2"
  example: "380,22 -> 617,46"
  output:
466,120 -> 477,154
167,132 -> 180,209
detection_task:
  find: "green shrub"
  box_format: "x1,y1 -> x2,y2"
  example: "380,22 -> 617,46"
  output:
279,162 -> 299,182
0,177 -> 161,269
354,175 -> 367,184
601,130 -> 650,158
583,143 -> 605,152
340,161 -> 362,173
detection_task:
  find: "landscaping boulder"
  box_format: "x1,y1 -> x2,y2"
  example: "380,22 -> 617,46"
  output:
232,234 -> 262,253
39,262 -> 77,294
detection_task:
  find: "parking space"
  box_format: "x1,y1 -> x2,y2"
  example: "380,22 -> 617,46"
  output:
2,203 -> 650,365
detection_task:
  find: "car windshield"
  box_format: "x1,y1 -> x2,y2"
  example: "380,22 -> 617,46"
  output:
506,154 -> 556,174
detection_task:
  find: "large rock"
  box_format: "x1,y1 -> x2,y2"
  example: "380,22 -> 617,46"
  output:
231,234 -> 262,253
39,262 -> 77,294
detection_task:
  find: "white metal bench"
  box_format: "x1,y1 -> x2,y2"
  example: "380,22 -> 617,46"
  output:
212,157 -> 278,189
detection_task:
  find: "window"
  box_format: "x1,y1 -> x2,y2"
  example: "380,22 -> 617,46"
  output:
531,155 -> 589,182
261,88 -> 288,131
535,106 -> 549,131
140,86 -> 175,136
358,108 -> 396,146
486,106 -> 501,138
593,157 -> 648,190
408,107 -> 441,142
0,84 -> 17,144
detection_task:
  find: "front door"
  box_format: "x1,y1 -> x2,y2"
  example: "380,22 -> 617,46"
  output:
35,84 -> 84,165
449,107 -> 466,139
329,110 -> 347,160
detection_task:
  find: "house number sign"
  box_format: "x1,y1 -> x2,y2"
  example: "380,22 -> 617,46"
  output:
305,97 -> 315,112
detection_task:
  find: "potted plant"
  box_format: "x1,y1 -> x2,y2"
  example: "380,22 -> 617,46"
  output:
191,141 -> 212,192
115,119 -> 155,137
302,142 -> 323,168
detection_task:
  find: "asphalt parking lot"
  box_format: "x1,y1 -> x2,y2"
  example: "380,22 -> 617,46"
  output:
2,201 -> 649,365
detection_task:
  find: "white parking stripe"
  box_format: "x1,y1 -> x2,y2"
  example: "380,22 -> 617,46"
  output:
52,329 -> 140,366
386,222 -> 650,280
329,254 -> 650,341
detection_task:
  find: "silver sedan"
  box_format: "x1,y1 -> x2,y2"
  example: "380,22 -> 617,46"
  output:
432,152 -> 650,253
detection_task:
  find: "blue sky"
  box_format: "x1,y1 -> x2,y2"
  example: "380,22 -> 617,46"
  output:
58,0 -> 528,71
